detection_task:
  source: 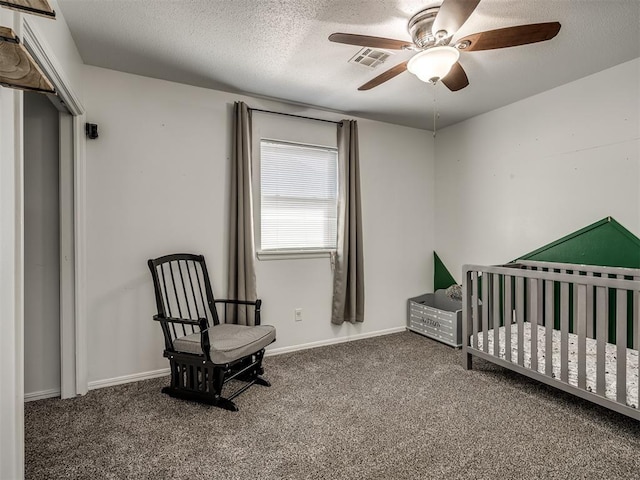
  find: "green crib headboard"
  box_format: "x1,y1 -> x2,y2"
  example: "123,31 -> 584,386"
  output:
517,217 -> 640,268
517,217 -> 640,345
435,217 -> 639,344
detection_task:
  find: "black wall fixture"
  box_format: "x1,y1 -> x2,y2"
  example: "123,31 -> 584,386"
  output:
85,123 -> 98,140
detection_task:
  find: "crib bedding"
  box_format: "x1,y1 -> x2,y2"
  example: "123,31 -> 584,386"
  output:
473,322 -> 639,408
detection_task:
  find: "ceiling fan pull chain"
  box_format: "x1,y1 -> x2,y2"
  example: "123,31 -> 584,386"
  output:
432,82 -> 438,137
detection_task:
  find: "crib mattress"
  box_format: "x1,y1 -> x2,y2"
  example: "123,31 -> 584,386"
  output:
472,322 -> 639,408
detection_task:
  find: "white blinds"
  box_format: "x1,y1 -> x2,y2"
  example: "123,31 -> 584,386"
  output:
260,140 -> 338,251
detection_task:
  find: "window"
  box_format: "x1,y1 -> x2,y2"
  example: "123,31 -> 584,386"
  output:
259,140 -> 338,253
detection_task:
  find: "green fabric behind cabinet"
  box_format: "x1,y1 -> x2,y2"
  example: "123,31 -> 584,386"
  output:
434,252 -> 457,291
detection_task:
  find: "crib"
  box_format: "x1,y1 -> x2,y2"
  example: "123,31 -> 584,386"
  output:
462,260 -> 640,420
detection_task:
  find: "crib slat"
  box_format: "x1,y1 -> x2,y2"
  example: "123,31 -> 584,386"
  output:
493,274 -> 500,357
635,278 -> 640,407
545,280 -> 553,377
482,273 -> 490,353
472,272 -> 479,349
538,278 -> 544,328
586,272 -> 594,339
596,286 -> 607,396
560,280 -> 569,383
516,276 -> 525,367
529,278 -> 539,373
616,289 -> 627,405
504,275 -> 513,363
634,276 -> 639,350
577,284 -> 587,390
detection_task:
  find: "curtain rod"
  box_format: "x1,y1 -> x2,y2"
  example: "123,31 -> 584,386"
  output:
249,107 -> 342,126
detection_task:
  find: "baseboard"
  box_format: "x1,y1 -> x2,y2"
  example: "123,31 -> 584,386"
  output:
87,327 -> 407,389
88,368 -> 170,391
24,388 -> 60,402
265,326 -> 407,357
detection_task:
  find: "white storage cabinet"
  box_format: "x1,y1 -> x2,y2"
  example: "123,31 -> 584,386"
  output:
407,290 -> 462,347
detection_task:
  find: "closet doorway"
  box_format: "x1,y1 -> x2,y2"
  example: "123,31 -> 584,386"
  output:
20,16 -> 88,402
23,91 -> 61,401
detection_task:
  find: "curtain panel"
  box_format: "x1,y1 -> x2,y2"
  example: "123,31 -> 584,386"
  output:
228,101 -> 257,325
331,119 -> 365,325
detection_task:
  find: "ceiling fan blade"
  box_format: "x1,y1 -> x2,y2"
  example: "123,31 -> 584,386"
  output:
456,22 -> 561,51
329,33 -> 413,50
432,0 -> 481,38
358,61 -> 408,91
441,62 -> 469,92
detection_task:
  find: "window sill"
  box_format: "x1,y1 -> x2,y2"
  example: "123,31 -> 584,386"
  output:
257,249 -> 335,261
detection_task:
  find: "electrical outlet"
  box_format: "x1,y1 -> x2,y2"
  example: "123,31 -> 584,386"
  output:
294,308 -> 303,322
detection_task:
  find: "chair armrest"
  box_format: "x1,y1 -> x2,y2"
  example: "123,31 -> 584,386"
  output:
153,314 -> 201,326
154,315 -> 211,360
214,299 -> 262,325
214,299 -> 260,306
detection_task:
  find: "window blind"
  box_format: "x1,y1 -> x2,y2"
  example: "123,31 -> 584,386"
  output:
260,140 -> 338,251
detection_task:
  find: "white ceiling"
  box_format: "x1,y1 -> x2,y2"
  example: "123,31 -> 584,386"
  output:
57,0 -> 640,130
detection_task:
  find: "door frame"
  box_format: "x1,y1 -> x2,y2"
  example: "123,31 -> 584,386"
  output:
22,17 -> 87,398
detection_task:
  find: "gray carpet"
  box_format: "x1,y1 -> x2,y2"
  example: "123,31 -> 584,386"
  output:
25,332 -> 640,479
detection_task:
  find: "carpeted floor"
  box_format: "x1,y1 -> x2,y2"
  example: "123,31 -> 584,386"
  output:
25,331 -> 640,479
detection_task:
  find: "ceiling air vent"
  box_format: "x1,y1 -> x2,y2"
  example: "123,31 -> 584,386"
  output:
348,48 -> 391,69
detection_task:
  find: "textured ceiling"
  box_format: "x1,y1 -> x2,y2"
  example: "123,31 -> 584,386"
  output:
57,0 -> 640,130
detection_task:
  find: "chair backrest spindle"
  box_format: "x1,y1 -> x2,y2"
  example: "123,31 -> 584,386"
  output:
183,260 -> 200,334
192,263 -> 207,320
159,264 -> 178,339
199,259 -> 220,326
148,254 -> 222,347
177,261 -> 193,320
167,261 -> 187,337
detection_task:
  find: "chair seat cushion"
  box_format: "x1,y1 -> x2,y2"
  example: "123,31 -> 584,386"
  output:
172,323 -> 276,364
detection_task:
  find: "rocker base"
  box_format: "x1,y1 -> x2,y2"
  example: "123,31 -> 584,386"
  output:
161,372 -> 271,412
161,386 -> 240,411
255,376 -> 271,387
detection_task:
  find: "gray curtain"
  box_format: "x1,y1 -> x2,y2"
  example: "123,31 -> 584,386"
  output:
331,120 -> 364,325
228,101 -> 257,325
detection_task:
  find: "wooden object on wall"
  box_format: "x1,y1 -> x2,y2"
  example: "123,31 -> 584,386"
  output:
0,26 -> 55,93
0,0 -> 55,18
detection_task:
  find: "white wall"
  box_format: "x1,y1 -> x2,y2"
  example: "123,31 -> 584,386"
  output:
434,58 -> 640,281
82,65 -> 435,384
23,92 -> 61,398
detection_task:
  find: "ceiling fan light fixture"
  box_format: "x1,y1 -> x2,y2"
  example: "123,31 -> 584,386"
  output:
407,46 -> 460,83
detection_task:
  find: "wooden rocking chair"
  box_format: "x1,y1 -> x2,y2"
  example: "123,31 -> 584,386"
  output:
148,253 -> 275,411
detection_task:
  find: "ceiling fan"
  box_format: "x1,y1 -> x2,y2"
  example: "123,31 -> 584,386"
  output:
329,0 -> 561,92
